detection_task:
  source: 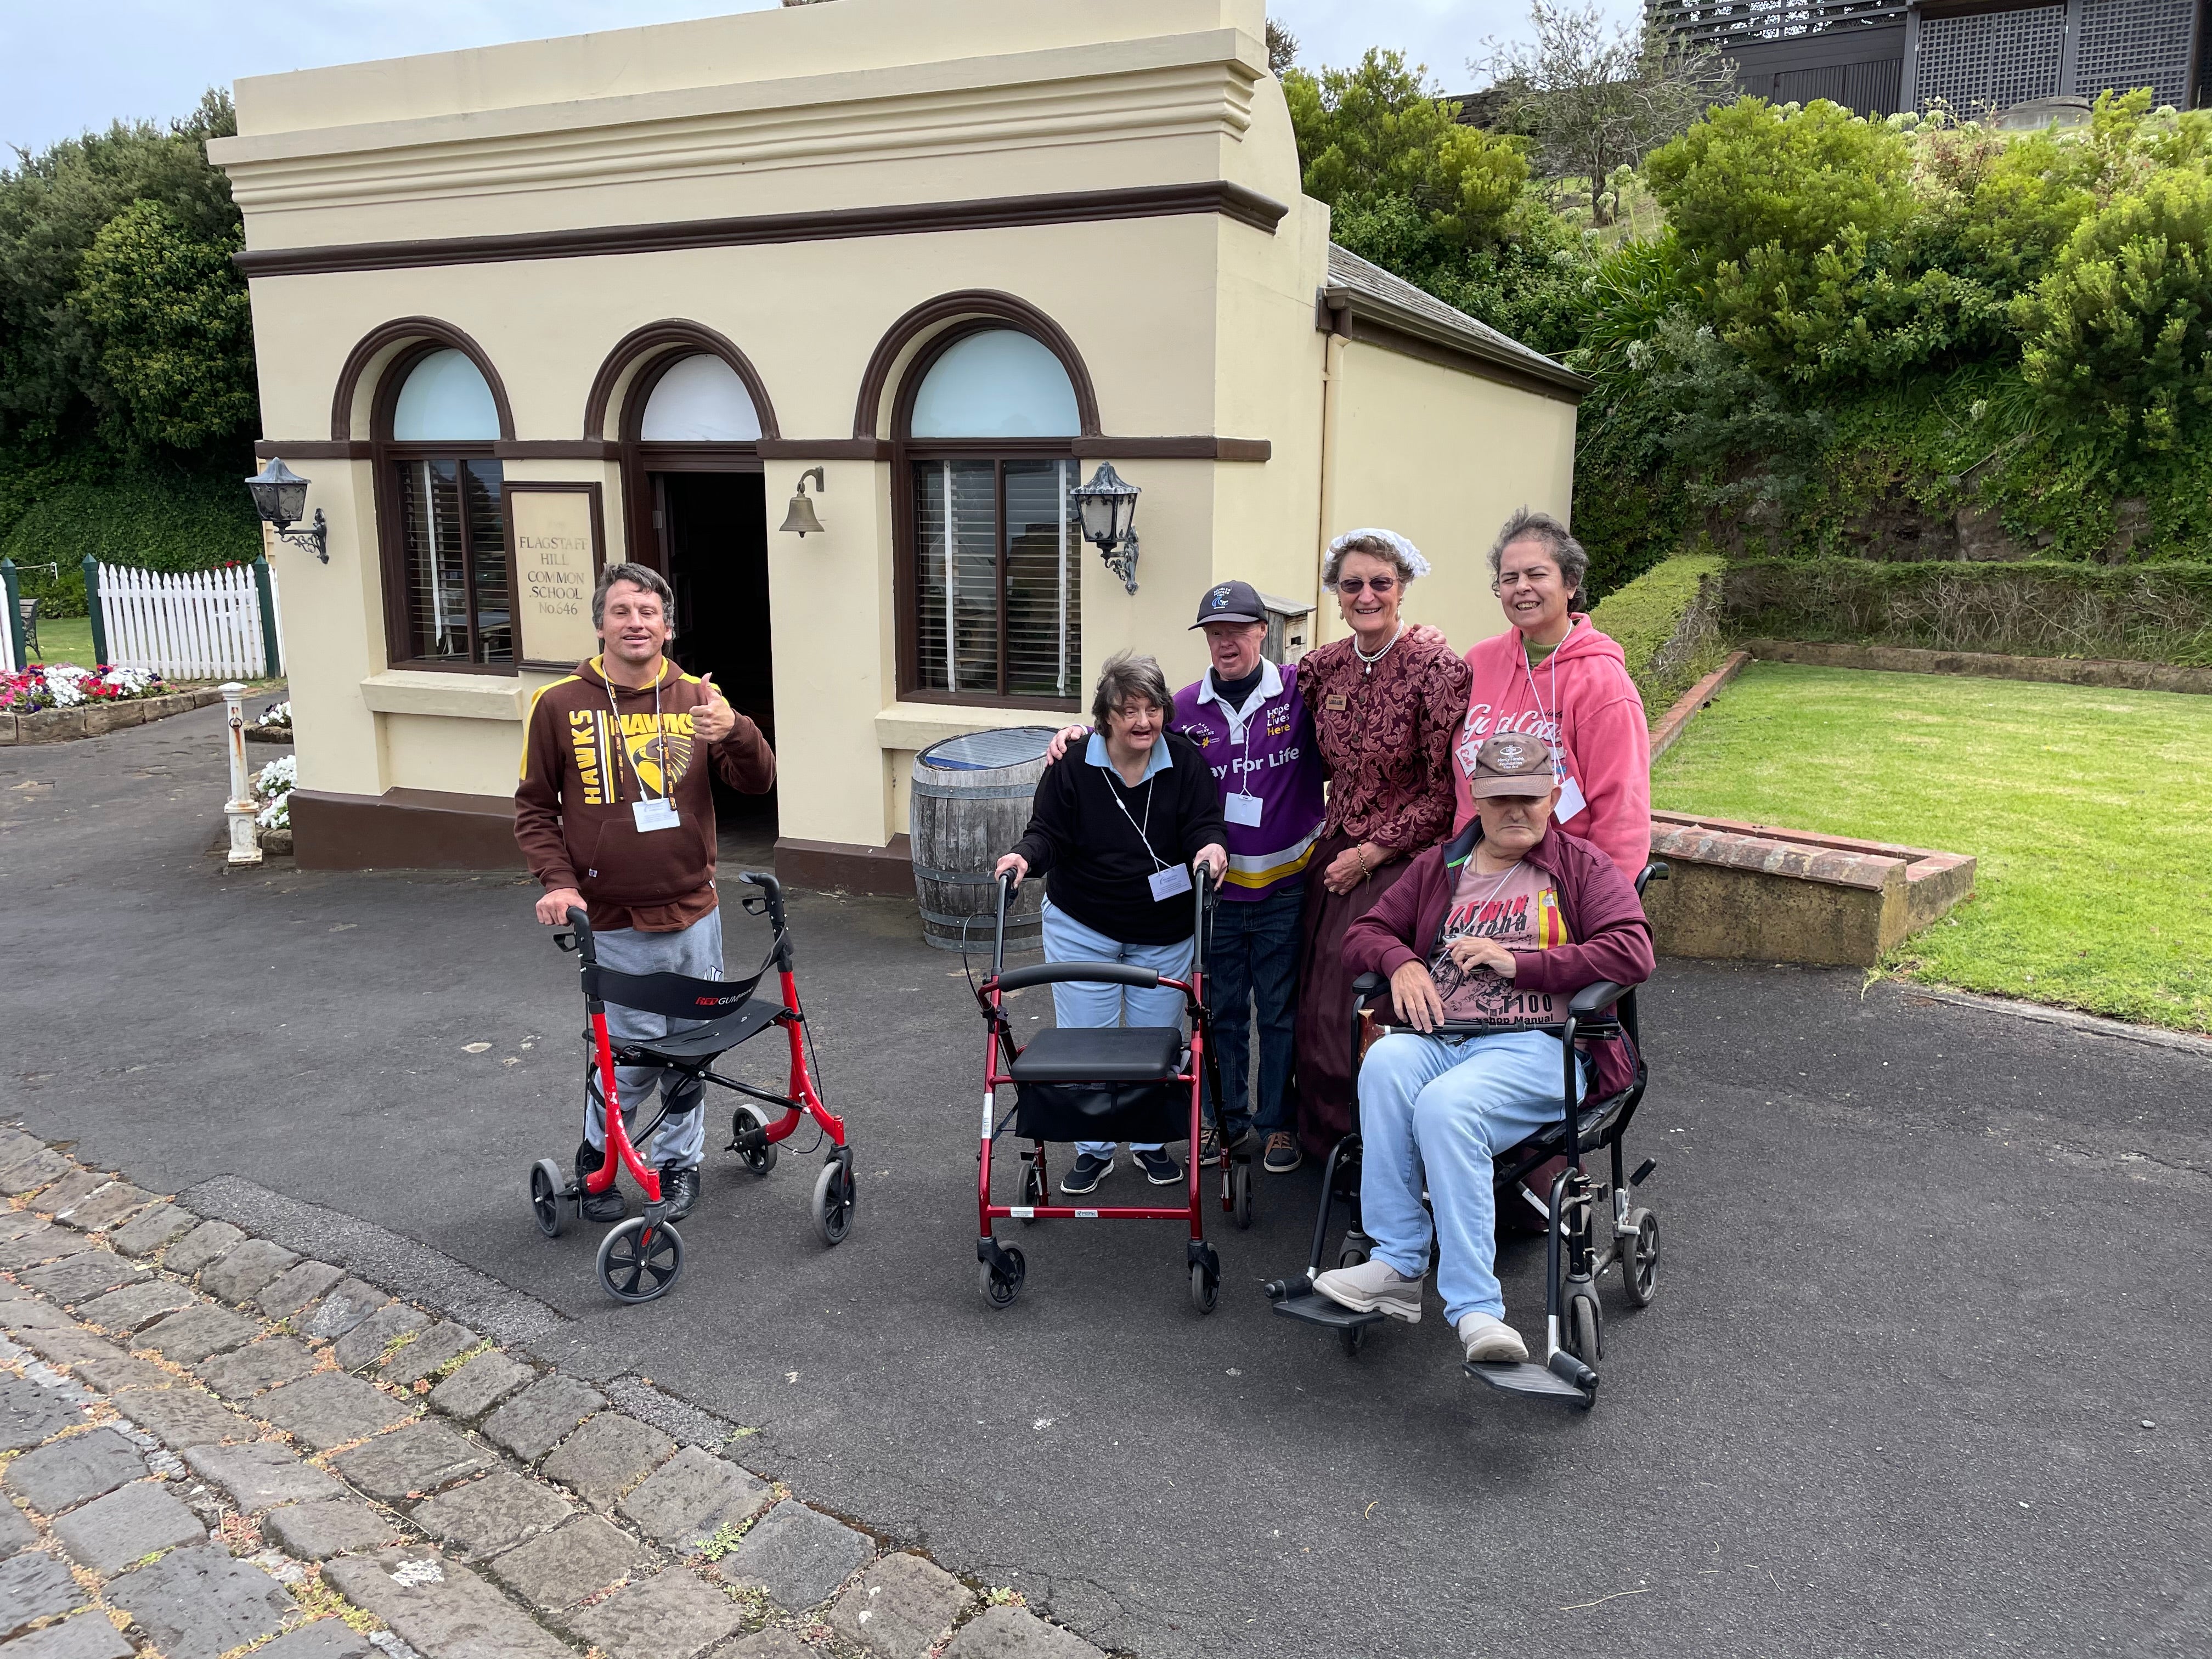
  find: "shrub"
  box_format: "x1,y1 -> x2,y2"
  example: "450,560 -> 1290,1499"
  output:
1,464 -> 261,616
1585,550 -> 1726,706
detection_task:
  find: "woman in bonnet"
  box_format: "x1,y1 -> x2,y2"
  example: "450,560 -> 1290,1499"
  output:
1291,529 -> 1471,1158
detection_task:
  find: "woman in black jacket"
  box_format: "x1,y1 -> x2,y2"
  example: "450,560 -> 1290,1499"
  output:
995,652 -> 1227,1195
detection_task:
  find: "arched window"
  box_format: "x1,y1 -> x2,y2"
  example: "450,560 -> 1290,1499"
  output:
639,354 -> 761,443
897,328 -> 1083,707
378,346 -> 512,669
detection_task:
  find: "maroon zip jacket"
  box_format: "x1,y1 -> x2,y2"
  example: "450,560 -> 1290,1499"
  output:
1341,818 -> 1654,1101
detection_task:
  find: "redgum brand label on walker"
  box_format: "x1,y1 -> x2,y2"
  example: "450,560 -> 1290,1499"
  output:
633,798 -> 679,832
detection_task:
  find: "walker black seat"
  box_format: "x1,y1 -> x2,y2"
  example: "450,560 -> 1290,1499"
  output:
1007,1025 -> 1184,1083
613,996 -> 785,1066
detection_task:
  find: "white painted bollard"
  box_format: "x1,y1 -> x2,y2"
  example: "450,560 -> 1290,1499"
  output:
221,681 -> 263,868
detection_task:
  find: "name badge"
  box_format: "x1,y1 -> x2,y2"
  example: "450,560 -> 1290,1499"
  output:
1224,792 -> 1263,827
1555,776 -> 1587,823
1148,864 -> 1194,901
632,797 -> 679,833
1324,693 -> 1348,711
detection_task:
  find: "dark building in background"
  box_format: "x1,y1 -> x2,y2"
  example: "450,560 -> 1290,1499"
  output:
1648,0 -> 2205,117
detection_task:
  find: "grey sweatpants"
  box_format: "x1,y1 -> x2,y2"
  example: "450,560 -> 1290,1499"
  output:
583,908 -> 722,1171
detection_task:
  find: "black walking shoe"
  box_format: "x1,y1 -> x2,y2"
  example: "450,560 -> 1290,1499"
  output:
1133,1147 -> 1184,1186
575,1141 -> 627,1224
1060,1152 -> 1113,1195
657,1165 -> 701,1222
1199,1119 -> 1253,1160
1262,1131 -> 1303,1174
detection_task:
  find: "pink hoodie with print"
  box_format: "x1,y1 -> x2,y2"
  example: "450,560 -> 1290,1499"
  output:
1451,616 -> 1652,879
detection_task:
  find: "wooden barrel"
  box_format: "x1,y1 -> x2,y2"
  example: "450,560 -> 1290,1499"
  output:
910,727 -> 1057,955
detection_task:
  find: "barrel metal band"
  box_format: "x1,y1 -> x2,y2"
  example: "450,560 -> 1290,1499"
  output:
910,781 -> 1040,801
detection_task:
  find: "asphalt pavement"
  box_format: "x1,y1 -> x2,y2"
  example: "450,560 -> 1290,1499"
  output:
4,703 -> 2208,1658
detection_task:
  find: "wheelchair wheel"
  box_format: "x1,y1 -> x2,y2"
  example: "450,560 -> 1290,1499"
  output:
1338,1234 -> 1370,1272
529,1159 -> 565,1239
1229,1160 -> 1254,1231
980,1246 -> 1025,1308
596,1217 -> 684,1304
1563,1289 -> 1601,1363
1338,1321 -> 1366,1358
1019,1162 -> 1046,1223
1621,1207 -> 1659,1308
1189,1261 -> 1219,1314
811,1157 -> 855,1248
733,1108 -> 777,1177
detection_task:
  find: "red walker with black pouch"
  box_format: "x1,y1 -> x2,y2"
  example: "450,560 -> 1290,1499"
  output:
970,867 -> 1252,1312
528,871 -> 851,1304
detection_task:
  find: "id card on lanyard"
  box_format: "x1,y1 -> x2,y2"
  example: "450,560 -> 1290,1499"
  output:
1108,771 -> 1193,900
608,673 -> 680,833
1520,646 -> 1585,825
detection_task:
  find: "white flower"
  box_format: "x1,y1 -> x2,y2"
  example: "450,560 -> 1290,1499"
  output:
254,753 -> 297,830
257,699 -> 292,728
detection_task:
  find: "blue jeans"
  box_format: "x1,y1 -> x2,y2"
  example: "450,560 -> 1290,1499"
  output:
583,909 -> 720,1171
1040,899 -> 1192,1159
1204,883 -> 1304,1136
1357,1029 -> 1585,1327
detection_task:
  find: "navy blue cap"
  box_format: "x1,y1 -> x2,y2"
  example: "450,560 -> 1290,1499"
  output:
1190,579 -> 1267,628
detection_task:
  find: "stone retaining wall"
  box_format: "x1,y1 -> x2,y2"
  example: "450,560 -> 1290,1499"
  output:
1740,638 -> 2212,695
1,689 -> 228,747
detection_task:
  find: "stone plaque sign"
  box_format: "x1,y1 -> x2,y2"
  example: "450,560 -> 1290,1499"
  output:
511,483 -> 605,670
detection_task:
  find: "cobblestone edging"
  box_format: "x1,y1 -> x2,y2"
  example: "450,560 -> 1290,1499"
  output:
0,1131 -> 1105,1659
0,690 -> 230,747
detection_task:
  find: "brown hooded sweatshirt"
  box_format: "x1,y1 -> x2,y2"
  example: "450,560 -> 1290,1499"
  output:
515,654 -> 774,932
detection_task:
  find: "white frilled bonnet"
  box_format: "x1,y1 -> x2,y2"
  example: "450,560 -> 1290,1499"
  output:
1327,528 -> 1432,580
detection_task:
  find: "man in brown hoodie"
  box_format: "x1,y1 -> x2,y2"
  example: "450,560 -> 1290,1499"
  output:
516,561 -> 775,1222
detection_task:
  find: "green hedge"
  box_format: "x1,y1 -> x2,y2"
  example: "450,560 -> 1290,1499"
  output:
1586,552 -> 1728,710
1724,558 -> 2212,667
1,468 -> 261,617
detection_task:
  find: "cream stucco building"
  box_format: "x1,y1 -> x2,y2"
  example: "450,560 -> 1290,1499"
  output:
214,0 -> 1585,887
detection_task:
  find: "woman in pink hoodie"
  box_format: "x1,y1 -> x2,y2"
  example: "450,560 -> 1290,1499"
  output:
1453,509 -> 1651,879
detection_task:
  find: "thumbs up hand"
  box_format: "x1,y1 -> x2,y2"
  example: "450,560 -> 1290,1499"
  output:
694,672 -> 738,744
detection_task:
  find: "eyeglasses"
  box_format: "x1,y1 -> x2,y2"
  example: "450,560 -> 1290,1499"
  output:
1336,576 -> 1398,596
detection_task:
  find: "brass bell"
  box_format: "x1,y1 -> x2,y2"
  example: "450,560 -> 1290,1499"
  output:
778,467 -> 826,538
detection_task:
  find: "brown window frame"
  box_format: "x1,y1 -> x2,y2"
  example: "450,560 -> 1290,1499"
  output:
891,324 -> 1082,713
373,342 -> 520,676
617,347 -> 765,575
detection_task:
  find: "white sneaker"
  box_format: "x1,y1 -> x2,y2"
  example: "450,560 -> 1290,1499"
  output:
1311,1257 -> 1423,1324
1457,1311 -> 1530,1364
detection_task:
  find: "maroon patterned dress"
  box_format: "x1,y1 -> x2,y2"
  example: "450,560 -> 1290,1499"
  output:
1292,625 -> 1472,1154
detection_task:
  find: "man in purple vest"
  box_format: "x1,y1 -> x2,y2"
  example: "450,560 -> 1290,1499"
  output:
1051,580 -> 1325,1172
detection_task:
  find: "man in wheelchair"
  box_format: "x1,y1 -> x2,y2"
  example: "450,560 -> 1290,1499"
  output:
1312,732 -> 1654,1364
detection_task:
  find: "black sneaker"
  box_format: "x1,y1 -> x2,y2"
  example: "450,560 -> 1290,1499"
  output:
1198,1120 -> 1253,1161
657,1165 -> 701,1222
1133,1147 -> 1184,1186
1060,1152 -> 1113,1195
575,1140 -> 627,1224
1262,1131 -> 1303,1175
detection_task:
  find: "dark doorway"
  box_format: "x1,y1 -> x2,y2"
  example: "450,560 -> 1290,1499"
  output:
655,470 -> 775,840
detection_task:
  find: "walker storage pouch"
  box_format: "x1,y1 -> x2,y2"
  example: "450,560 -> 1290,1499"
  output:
1014,1079 -> 1186,1144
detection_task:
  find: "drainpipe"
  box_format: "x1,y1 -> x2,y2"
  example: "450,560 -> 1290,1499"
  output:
1314,299 -> 1347,634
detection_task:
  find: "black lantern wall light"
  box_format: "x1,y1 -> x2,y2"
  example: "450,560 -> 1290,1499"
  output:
1071,462 -> 1141,594
244,458 -> 329,562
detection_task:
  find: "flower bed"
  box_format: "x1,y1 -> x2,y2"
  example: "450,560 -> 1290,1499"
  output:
247,697 -> 294,744
1,662 -> 168,714
254,753 -> 296,831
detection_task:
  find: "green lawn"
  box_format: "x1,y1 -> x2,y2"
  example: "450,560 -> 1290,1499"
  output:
1652,662 -> 2212,1032
26,616 -> 94,668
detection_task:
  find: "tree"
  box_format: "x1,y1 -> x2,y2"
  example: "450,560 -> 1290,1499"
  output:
1266,19 -> 1297,78
1284,50 -> 1529,249
1478,1 -> 1735,224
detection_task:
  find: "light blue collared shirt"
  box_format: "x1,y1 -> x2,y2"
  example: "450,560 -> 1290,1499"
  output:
1084,730 -> 1172,782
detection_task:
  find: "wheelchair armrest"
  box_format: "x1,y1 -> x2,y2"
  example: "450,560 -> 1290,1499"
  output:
1635,861 -> 1668,898
1568,981 -> 1628,1018
1352,972 -> 1385,996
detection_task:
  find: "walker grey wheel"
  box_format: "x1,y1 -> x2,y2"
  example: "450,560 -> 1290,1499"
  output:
980,1246 -> 1026,1309
596,1217 -> 684,1304
529,1159 -> 565,1239
733,1109 -> 778,1176
1019,1163 -> 1046,1223
1621,1207 -> 1658,1308
1189,1261 -> 1219,1314
811,1157 -> 854,1248
1230,1160 -> 1254,1230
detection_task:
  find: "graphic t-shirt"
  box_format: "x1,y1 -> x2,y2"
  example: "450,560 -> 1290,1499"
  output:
1428,859 -> 1575,1025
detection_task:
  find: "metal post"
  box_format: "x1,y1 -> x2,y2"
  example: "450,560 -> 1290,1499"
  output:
81,554 -> 108,667
221,681 -> 263,868
250,556 -> 283,679
0,556 -> 22,672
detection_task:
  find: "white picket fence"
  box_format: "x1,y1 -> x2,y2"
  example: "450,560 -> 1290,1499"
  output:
98,562 -> 281,680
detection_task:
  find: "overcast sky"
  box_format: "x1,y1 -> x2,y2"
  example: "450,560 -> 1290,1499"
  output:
1,1 -> 1639,158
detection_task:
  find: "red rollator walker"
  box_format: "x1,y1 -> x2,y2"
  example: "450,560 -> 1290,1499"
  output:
528,871 -> 851,1304
970,867 -> 1254,1312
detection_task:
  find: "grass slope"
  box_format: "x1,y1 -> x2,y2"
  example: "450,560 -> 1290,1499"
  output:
1652,662 -> 2212,1032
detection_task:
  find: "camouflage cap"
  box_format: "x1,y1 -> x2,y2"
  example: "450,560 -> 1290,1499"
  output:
1468,731 -> 1559,799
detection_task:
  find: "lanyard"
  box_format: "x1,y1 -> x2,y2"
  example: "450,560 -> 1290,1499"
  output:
1105,771 -> 1169,872
1464,858 -> 1525,927
1218,674 -> 1263,797
1519,644 -> 1564,769
602,668 -> 663,805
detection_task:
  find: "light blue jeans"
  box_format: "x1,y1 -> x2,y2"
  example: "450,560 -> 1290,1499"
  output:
1039,899 -> 1192,1159
583,909 -> 721,1171
1357,1029 -> 1585,1327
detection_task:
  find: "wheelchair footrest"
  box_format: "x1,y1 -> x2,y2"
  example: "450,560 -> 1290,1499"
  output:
1271,1291 -> 1387,1332
1464,1359 -> 1594,1404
